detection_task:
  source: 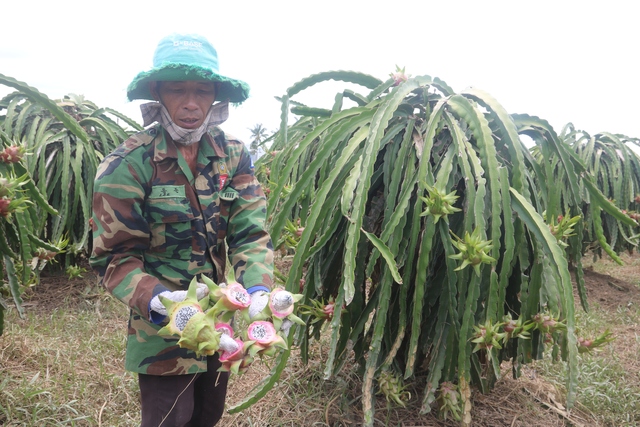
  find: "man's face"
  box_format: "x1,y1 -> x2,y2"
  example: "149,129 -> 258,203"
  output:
151,81 -> 217,129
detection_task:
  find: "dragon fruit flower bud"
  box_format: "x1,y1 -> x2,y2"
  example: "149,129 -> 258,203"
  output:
0,177 -> 22,198
34,248 -> 58,261
578,337 -> 593,353
389,65 -> 410,86
323,302 -> 335,319
503,320 -> 516,333
0,196 -> 30,218
0,145 -> 25,164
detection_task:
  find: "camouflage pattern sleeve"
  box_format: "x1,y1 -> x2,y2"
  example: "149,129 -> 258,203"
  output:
224,142 -> 274,290
90,149 -> 164,320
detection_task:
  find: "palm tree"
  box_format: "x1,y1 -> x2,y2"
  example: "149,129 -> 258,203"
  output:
248,123 -> 269,157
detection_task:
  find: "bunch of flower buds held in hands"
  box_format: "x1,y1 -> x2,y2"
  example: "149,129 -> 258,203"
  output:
156,276 -> 304,374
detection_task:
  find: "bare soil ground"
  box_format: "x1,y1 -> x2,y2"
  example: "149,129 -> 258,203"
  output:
24,252 -> 640,426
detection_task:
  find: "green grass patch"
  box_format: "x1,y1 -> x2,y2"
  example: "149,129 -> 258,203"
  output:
0,295 -> 140,426
535,303 -> 640,426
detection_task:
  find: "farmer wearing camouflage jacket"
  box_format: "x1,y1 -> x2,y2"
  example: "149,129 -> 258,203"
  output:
90,33 -> 274,427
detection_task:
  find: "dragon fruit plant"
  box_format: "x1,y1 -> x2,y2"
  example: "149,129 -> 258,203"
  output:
1,75 -> 138,336
221,66 -> 640,425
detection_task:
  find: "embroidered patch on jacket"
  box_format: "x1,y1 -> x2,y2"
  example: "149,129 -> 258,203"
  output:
218,161 -> 229,189
149,185 -> 185,198
219,173 -> 229,189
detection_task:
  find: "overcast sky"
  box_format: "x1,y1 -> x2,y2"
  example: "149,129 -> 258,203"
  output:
1,0 -> 638,145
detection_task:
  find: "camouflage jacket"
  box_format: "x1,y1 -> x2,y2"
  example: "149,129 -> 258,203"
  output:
90,125 -> 274,375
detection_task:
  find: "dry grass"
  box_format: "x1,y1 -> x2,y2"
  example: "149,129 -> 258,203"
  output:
0,285 -> 140,426
1,252 -> 639,426
220,252 -> 640,426
220,340 -> 599,427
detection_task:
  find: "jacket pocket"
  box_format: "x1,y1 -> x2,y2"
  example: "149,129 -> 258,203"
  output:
146,185 -> 195,254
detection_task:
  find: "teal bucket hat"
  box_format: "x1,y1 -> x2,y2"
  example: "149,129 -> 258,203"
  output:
126,33 -> 250,103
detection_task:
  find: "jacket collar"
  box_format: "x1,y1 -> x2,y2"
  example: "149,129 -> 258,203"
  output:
151,125 -> 227,163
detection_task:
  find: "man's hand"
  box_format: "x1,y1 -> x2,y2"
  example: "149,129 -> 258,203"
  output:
218,333 -> 240,353
248,289 -> 297,320
150,282 -> 209,317
280,319 -> 294,336
248,290 -> 269,319
248,290 -> 296,335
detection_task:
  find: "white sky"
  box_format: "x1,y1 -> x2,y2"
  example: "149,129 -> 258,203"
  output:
1,0 -> 638,145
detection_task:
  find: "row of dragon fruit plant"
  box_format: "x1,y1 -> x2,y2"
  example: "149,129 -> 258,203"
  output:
247,69 -> 640,425
1,69 -> 640,425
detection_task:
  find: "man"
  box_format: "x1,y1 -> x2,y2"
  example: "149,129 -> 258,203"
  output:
90,33 -> 274,426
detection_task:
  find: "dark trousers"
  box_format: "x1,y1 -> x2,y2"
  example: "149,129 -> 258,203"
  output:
138,355 -> 230,427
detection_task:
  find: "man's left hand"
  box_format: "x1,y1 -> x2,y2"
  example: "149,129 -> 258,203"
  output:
248,291 -> 269,319
150,283 -> 209,317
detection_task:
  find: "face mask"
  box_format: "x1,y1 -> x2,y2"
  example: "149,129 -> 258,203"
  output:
140,100 -> 229,146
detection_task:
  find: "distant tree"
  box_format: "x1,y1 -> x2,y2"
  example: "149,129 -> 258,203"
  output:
248,123 -> 269,157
